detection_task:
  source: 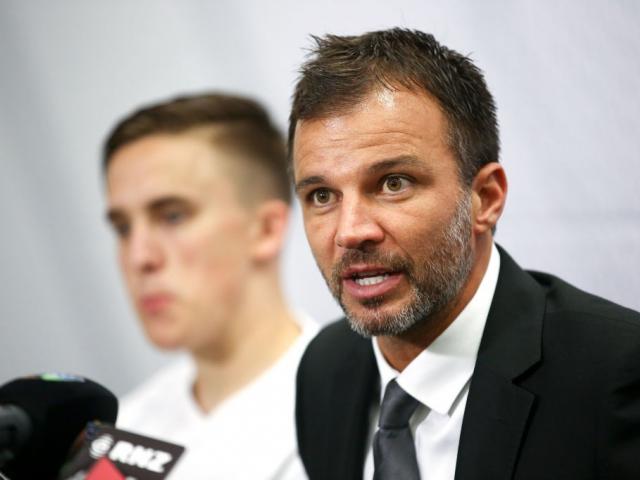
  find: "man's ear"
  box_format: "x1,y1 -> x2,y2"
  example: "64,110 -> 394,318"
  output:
249,199 -> 290,263
471,162 -> 508,235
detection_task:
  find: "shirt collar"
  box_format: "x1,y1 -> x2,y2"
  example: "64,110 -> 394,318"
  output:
373,243 -> 501,416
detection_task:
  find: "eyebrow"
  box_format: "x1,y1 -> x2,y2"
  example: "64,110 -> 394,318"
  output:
294,155 -> 425,193
105,195 -> 189,223
295,175 -> 326,193
147,196 -> 189,212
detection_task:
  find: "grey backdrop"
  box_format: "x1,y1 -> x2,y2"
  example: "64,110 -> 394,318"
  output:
1,1 -> 638,396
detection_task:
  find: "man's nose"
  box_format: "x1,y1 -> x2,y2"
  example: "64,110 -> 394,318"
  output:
335,197 -> 384,250
123,225 -> 164,274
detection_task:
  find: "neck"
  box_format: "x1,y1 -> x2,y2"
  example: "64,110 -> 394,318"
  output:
191,269 -> 300,413
377,235 -> 493,371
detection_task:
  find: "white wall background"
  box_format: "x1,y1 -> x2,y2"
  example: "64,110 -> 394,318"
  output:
1,0 -> 638,396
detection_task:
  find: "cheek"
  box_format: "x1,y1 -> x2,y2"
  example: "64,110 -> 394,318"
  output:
395,204 -> 459,254
118,247 -> 136,287
304,216 -> 335,264
175,221 -> 250,287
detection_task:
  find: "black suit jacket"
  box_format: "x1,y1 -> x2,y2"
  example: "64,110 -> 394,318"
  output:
296,248 -> 640,479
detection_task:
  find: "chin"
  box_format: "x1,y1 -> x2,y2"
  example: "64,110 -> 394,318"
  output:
344,308 -> 396,337
343,295 -> 425,337
143,324 -> 187,351
148,335 -> 185,351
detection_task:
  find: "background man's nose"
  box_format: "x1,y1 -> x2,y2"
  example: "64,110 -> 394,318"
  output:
124,225 -> 165,274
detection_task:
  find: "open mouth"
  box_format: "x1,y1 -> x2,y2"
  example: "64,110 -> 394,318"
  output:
341,266 -> 403,300
350,271 -> 393,286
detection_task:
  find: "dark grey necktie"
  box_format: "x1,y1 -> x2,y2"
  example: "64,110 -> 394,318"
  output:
373,379 -> 421,480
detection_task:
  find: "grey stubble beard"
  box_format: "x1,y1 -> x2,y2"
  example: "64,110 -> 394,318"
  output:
326,192 -> 474,338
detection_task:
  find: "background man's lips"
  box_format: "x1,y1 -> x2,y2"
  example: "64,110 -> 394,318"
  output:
139,293 -> 173,313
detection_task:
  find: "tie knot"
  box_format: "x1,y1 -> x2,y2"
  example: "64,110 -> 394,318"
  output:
378,379 -> 421,429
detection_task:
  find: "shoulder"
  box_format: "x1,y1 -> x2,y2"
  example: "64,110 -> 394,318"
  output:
296,319 -> 378,477
296,318 -> 377,413
484,246 -> 640,383
515,268 -> 640,395
529,270 -> 640,341
118,357 -> 193,428
496,246 -> 640,341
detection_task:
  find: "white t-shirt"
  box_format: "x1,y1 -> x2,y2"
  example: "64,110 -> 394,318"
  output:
117,316 -> 318,480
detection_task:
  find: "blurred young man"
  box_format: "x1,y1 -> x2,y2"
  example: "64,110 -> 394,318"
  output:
103,93 -> 316,479
290,29 -> 640,479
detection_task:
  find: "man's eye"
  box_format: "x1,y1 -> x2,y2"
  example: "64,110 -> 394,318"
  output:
310,188 -> 334,206
382,175 -> 411,193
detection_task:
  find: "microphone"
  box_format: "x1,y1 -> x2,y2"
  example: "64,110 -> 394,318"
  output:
59,422 -> 185,479
0,373 -> 118,479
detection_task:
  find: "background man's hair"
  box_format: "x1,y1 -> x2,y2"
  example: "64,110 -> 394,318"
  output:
104,92 -> 291,203
289,28 -> 499,185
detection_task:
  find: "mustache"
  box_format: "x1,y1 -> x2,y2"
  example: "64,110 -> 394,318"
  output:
330,249 -> 415,285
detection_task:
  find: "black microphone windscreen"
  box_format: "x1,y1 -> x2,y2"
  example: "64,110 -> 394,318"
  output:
0,373 -> 118,479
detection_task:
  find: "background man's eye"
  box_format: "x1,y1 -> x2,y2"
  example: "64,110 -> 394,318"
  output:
164,210 -> 185,223
111,222 -> 130,238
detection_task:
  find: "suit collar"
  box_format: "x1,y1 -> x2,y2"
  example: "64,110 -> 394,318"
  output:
474,245 -> 544,379
455,245 -> 544,480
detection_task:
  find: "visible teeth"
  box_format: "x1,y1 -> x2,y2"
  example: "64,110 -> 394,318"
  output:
354,274 -> 389,286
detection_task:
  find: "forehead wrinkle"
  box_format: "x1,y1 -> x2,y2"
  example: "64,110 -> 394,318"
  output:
316,125 -> 426,148
366,155 -> 425,175
295,135 -> 428,187
296,132 -> 425,175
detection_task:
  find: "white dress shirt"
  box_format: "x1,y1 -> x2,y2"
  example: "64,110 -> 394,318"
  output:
364,244 -> 500,480
118,314 -> 318,480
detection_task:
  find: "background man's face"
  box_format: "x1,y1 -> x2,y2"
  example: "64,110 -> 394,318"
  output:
293,88 -> 474,336
106,133 -> 253,353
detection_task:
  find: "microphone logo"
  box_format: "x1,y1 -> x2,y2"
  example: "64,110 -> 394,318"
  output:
39,373 -> 86,382
90,434 -> 115,459
62,424 -> 185,479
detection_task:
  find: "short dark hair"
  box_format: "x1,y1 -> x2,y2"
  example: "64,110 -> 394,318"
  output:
104,92 -> 291,203
289,28 -> 499,184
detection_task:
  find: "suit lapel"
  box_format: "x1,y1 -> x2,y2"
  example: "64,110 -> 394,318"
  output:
327,328 -> 378,479
455,368 -> 535,480
455,247 -> 545,480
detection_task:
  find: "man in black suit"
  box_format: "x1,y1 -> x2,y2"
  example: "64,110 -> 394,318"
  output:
289,28 -> 640,479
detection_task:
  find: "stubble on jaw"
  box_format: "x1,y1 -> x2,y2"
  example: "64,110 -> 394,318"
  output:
322,192 -> 474,338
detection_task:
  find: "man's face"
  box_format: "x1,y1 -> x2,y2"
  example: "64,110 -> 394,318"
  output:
293,88 -> 474,337
106,133 -> 253,353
